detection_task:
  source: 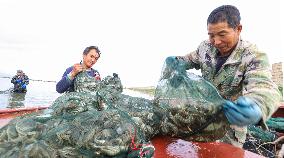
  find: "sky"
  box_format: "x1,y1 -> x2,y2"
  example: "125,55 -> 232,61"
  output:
0,0 -> 283,87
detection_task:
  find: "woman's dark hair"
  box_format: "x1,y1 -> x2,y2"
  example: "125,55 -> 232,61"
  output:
207,5 -> 241,29
83,46 -> 101,56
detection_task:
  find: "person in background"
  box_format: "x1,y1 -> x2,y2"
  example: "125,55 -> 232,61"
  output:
56,46 -> 101,93
11,70 -> 29,93
166,5 -> 281,148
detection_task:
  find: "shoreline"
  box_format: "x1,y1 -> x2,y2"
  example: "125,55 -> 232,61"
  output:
125,86 -> 155,96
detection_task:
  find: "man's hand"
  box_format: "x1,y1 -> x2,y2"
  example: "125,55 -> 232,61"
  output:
169,75 -> 183,88
165,56 -> 187,88
70,63 -> 84,80
21,83 -> 26,89
223,96 -> 262,127
16,79 -> 22,83
165,56 -> 178,69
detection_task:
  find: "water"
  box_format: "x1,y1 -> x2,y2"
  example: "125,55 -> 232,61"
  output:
123,88 -> 154,100
151,136 -> 265,158
0,78 -> 153,109
0,78 -> 61,109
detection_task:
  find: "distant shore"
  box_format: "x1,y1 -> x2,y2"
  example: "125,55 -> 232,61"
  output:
126,86 -> 155,96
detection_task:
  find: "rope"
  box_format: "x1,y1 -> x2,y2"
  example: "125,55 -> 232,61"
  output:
0,76 -> 56,83
129,128 -> 154,157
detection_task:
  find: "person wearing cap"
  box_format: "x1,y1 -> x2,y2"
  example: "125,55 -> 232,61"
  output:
56,46 -> 101,93
165,5 -> 281,148
11,70 -> 30,93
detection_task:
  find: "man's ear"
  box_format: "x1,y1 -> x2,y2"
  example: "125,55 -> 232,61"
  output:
237,24 -> 242,32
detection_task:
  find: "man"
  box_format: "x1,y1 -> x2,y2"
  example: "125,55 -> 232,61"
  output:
11,70 -> 29,93
56,46 -> 101,93
166,5 -> 281,147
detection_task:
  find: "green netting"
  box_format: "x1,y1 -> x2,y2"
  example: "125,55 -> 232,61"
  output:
0,59 -> 241,157
154,58 -> 229,141
0,72 -> 155,158
266,117 -> 284,131
243,117 -> 284,158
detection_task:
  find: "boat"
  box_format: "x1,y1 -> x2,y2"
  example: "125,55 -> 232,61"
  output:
0,103 -> 283,158
272,104 -> 284,118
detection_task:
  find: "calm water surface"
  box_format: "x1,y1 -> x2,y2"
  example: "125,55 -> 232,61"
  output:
0,78 -> 152,109
0,78 -> 61,109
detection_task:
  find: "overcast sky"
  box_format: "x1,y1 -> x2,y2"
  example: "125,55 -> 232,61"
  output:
0,0 -> 283,87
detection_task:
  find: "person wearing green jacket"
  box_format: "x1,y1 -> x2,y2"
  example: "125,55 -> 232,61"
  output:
166,5 -> 281,148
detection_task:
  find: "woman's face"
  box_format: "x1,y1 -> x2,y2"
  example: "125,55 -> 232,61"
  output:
82,49 -> 100,68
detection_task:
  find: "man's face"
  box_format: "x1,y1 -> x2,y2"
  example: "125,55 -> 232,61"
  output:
82,49 -> 100,68
207,22 -> 242,55
17,72 -> 23,76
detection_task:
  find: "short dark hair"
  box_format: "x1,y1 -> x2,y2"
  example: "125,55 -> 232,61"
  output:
207,5 -> 241,29
83,46 -> 101,56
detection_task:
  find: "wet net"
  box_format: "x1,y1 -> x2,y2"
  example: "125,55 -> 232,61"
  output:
0,59 -> 238,157
154,58 -> 229,141
244,118 -> 284,158
0,72 -> 156,158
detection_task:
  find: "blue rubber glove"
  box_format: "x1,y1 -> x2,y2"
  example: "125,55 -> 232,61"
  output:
165,56 -> 178,70
21,83 -> 26,89
169,75 -> 183,88
223,96 -> 262,127
166,56 -> 187,88
16,79 -> 22,83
